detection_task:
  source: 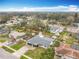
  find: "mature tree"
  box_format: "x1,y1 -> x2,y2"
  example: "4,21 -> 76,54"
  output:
40,48 -> 55,59
74,13 -> 79,23
53,40 -> 60,47
0,15 -> 12,24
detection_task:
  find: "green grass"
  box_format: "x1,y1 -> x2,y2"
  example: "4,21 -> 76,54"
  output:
10,40 -> 26,50
0,34 -> 8,38
0,39 -> 6,43
43,31 -> 54,37
0,37 -> 9,43
20,55 -> 28,59
24,48 -> 45,59
2,46 -> 14,53
65,38 -> 75,45
0,37 -> 8,43
60,31 -> 68,36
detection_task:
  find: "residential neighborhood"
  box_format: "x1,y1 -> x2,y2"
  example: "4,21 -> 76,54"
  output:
0,12 -> 79,59
0,0 -> 79,59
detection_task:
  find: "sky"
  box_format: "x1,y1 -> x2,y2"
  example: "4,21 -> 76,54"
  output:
0,0 -> 79,12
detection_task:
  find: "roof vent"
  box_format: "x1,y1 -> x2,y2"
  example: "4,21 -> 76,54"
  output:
39,32 -> 43,37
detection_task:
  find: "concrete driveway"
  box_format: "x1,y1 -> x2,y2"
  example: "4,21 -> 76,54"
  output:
13,46 -> 28,57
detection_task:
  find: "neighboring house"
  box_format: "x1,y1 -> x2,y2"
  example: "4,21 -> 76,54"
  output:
0,26 -> 9,35
67,23 -> 79,33
27,16 -> 33,20
0,24 -> 5,27
27,34 -> 54,48
41,19 -> 48,26
6,18 -> 23,26
73,23 -> 79,28
49,24 -> 64,34
75,33 -> 79,40
6,20 -> 17,26
9,31 -> 25,41
67,26 -> 79,33
55,44 -> 79,59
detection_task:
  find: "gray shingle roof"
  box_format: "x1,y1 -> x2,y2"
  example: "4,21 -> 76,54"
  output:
0,27 -> 9,34
71,44 -> 79,50
76,33 -> 79,40
50,25 -> 64,33
27,35 -> 54,48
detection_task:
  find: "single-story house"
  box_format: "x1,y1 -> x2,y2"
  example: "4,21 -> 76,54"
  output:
75,33 -> 79,41
49,25 -> 64,34
71,44 -> 79,51
0,24 -> 5,27
27,35 -> 54,48
9,31 -> 25,41
73,23 -> 79,28
67,26 -> 79,33
0,26 -> 9,35
6,18 -> 23,26
6,20 -> 18,26
55,44 -> 79,59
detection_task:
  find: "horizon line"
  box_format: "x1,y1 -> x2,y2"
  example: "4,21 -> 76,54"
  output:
0,5 -> 79,12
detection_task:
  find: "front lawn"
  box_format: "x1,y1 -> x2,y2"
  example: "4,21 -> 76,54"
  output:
10,40 -> 26,50
65,38 -> 75,45
60,31 -> 69,36
2,46 -> 14,53
0,39 -> 6,43
24,48 -> 45,59
20,55 -> 28,59
0,37 -> 8,43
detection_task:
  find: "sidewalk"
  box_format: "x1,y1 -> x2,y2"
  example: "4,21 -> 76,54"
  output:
0,41 -> 32,59
0,41 -> 9,47
12,46 -> 28,57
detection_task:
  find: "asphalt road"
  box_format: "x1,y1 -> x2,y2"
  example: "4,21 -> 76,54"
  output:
0,48 -> 18,59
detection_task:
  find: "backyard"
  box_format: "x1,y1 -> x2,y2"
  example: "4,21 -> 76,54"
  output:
23,48 -> 45,59
2,46 -> 15,53
0,37 -> 8,43
0,39 -> 6,43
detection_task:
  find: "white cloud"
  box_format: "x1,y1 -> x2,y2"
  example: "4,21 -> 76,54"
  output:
0,5 -> 79,12
68,5 -> 78,12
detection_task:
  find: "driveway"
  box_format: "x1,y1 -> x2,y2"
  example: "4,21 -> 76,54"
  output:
12,46 -> 28,57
